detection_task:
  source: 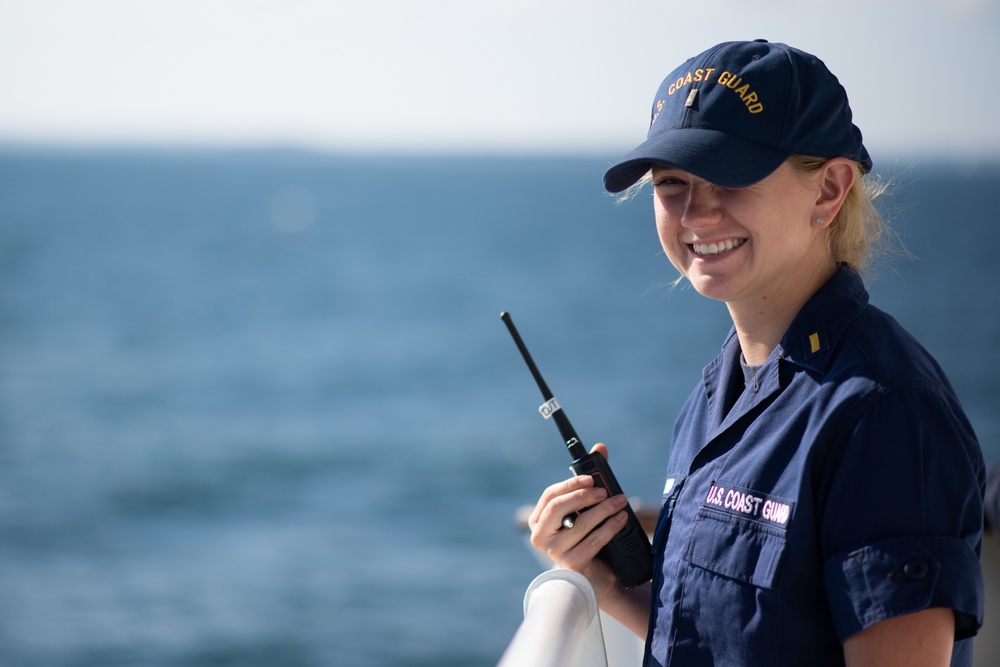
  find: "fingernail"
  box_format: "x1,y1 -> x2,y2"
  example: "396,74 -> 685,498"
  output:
613,494 -> 628,507
593,487 -> 609,500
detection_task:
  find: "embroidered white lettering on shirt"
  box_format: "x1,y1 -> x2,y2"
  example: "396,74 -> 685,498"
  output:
762,499 -> 791,524
704,482 -> 792,527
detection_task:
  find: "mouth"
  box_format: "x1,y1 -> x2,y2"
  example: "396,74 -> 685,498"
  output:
690,238 -> 746,257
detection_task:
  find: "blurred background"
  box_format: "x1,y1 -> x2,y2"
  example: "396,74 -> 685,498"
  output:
1,2 -> 998,666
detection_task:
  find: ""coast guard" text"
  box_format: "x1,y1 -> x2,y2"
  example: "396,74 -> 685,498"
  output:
704,483 -> 792,526
664,67 -> 764,114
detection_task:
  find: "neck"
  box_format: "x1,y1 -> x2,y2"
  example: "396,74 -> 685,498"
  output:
728,262 -> 836,366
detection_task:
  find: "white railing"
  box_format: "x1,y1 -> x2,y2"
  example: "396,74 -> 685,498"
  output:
496,569 -> 609,667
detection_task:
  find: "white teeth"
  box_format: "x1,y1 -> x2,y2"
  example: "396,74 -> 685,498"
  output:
692,238 -> 745,256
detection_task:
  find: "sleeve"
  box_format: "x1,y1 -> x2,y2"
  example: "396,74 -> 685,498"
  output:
819,385 -> 986,643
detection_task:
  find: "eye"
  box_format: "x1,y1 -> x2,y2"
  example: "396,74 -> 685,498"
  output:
652,175 -> 688,194
654,177 -> 683,186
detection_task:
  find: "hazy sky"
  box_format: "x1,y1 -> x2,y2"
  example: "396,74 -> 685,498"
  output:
2,0 -> 999,161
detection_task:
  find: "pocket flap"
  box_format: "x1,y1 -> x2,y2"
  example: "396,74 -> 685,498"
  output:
685,512 -> 787,590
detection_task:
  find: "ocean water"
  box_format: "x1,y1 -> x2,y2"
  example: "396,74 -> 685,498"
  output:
0,148 -> 997,666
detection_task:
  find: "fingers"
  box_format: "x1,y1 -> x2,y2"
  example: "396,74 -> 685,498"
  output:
525,442 -> 627,592
528,475 -> 631,567
591,442 -> 609,459
528,475 -> 599,532
557,494 -> 629,551
560,498 -> 630,567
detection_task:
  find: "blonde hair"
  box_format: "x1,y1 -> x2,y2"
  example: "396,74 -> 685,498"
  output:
786,155 -> 898,276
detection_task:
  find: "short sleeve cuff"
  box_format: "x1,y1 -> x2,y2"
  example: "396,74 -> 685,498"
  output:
824,535 -> 984,642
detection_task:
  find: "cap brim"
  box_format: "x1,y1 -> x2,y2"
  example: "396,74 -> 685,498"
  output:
603,129 -> 789,193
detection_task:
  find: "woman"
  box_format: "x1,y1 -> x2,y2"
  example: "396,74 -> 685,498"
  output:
528,40 -> 985,666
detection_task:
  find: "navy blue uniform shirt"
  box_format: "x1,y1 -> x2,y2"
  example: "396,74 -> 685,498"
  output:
644,267 -> 985,666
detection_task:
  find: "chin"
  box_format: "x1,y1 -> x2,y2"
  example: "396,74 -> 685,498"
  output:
687,273 -> 738,303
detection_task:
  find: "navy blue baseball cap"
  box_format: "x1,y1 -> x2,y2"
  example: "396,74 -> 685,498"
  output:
603,40 -> 872,193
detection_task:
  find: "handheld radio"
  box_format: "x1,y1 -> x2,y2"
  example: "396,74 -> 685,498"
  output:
500,312 -> 653,589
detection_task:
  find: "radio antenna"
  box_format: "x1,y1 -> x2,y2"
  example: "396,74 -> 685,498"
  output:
501,312 -> 588,460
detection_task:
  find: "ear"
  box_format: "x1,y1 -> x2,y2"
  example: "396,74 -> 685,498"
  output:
814,158 -> 856,223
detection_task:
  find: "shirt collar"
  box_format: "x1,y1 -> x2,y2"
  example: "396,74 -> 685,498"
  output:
711,265 -> 869,376
701,266 -> 869,429
775,264 -> 869,374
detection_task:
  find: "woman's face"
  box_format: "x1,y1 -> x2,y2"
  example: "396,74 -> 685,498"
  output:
651,160 -> 834,309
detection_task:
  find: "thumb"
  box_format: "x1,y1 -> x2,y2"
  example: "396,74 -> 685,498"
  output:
591,442 -> 609,460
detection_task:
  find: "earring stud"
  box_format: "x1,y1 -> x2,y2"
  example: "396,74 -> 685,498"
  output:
816,217 -> 826,226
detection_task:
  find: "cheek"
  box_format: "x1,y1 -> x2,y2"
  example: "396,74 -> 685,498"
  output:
653,212 -> 673,250
654,214 -> 688,272
653,199 -> 674,243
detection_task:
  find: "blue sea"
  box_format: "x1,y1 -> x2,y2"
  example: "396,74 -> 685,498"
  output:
0,147 -> 997,666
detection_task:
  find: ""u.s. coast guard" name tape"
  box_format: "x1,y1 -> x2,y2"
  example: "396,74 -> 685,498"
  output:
703,481 -> 794,528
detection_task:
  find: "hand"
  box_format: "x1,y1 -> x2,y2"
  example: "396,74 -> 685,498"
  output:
527,443 -> 630,597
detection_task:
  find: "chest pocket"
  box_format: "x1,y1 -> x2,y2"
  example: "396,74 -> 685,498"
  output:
684,509 -> 787,590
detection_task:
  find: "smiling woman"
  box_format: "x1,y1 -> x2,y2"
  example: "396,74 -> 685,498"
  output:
525,39 -> 986,667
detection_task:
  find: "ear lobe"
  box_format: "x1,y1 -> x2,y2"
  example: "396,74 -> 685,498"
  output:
815,158 -> 856,222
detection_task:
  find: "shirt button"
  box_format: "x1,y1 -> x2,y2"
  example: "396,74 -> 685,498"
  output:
902,558 -> 930,580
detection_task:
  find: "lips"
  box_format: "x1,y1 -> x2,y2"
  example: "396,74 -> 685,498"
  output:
691,238 -> 746,257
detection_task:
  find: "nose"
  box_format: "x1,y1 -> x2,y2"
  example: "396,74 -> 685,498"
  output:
680,183 -> 722,228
